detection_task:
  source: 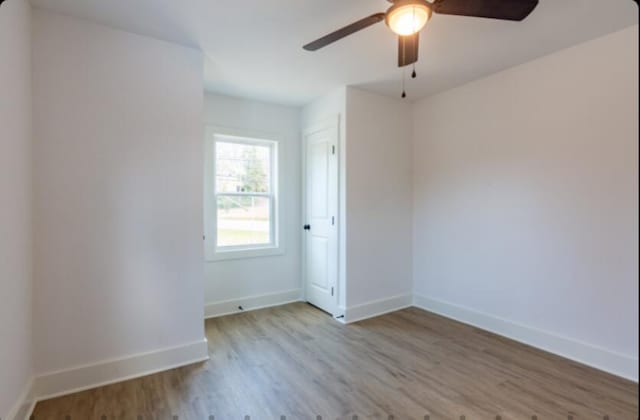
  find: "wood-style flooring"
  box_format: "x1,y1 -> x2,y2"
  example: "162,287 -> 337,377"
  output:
32,303 -> 638,419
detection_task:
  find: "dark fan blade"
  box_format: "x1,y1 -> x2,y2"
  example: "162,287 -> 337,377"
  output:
303,13 -> 385,51
432,0 -> 538,21
398,33 -> 419,67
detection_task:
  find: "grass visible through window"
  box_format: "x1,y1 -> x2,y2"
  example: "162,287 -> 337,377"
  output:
216,184 -> 271,248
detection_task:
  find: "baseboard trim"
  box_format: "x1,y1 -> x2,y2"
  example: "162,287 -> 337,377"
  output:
204,289 -> 302,319
413,294 -> 639,382
31,338 -> 209,403
344,294 -> 413,324
5,377 -> 34,420
11,293 -> 635,419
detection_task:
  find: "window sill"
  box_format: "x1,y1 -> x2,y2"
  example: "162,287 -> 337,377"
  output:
206,246 -> 284,262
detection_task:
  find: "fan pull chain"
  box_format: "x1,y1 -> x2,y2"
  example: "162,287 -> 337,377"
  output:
410,7 -> 418,80
401,67 -> 407,98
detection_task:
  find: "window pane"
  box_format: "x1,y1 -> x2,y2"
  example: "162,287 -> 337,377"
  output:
216,141 -> 271,193
217,195 -> 271,247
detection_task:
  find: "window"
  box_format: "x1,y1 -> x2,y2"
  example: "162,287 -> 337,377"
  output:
204,129 -> 280,261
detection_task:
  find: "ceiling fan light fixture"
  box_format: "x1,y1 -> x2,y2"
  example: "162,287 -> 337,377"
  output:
385,0 -> 432,36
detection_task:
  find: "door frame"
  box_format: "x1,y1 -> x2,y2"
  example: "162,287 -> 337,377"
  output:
301,115 -> 341,317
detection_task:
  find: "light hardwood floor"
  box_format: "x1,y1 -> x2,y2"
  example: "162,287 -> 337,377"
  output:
32,303 -> 638,419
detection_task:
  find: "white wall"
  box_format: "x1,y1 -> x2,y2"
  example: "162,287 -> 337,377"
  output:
412,26 -> 639,379
0,0 -> 33,417
203,93 -> 302,315
345,88 -> 413,312
32,10 -> 206,375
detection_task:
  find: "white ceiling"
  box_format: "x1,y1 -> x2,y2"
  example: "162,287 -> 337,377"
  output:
30,0 -> 638,106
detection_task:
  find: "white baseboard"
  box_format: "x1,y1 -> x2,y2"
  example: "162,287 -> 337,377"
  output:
30,338 -> 209,403
9,293 -> 635,419
343,294 -> 413,324
5,377 -> 34,420
204,289 -> 302,319
413,294 -> 639,382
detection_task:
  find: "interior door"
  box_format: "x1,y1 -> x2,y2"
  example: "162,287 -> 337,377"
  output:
303,119 -> 339,316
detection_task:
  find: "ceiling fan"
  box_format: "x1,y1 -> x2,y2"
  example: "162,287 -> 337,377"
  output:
303,0 -> 539,95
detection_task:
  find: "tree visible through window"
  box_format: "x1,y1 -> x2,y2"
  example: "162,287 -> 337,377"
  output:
214,137 -> 276,249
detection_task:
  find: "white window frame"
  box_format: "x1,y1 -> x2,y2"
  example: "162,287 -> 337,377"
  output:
204,126 -> 282,261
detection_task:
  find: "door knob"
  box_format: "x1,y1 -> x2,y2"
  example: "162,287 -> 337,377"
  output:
303,224 -> 311,230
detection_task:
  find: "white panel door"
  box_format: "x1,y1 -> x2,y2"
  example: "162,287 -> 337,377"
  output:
304,119 -> 339,316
